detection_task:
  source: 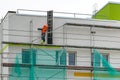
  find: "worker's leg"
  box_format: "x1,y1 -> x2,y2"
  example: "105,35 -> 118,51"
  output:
43,33 -> 45,42
41,33 -> 45,44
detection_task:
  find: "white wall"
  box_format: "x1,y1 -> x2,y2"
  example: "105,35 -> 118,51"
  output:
53,17 -> 120,49
2,13 -> 9,42
4,13 -> 120,49
0,14 -> 10,80
8,15 -> 47,43
94,27 -> 120,48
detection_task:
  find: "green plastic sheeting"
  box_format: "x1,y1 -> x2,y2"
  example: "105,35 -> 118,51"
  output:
9,48 -> 66,80
93,49 -> 120,80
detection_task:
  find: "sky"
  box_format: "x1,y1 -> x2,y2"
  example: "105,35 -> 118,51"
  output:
0,0 -> 120,19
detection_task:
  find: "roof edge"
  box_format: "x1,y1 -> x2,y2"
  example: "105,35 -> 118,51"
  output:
8,11 -> 16,13
0,11 -> 16,24
108,1 -> 120,5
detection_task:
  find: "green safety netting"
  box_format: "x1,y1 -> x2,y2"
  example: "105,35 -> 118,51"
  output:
9,48 -> 66,80
93,49 -> 120,80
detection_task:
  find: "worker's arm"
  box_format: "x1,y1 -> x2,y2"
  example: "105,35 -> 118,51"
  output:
37,28 -> 42,30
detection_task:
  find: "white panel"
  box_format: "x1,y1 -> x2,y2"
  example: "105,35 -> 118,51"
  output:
2,13 -> 9,42
8,15 -> 47,43
8,46 -> 30,63
76,49 -> 91,66
93,28 -> 120,48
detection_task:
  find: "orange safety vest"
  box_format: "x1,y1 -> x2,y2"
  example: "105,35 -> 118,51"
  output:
42,25 -> 48,33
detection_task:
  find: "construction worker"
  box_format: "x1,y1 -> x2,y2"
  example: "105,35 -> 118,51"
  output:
38,24 -> 48,44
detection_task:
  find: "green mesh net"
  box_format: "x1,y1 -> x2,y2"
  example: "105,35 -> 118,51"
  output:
9,48 -> 66,80
93,49 -> 120,80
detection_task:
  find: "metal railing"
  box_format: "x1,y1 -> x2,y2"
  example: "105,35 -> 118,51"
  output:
16,9 -> 110,19
17,9 -> 93,19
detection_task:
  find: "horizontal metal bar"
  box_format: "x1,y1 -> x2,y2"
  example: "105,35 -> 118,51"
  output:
2,63 -> 93,70
2,63 -> 120,71
65,23 -> 120,29
2,41 -> 120,50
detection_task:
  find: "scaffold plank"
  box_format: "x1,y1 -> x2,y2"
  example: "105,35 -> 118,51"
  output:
2,63 -> 120,71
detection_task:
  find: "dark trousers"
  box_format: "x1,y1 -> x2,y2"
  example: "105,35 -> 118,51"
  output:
41,33 -> 45,42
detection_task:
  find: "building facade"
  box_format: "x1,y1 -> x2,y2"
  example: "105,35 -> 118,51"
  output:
0,9 -> 120,80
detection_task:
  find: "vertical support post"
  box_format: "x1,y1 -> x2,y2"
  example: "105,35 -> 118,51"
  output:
30,20 -> 33,48
65,25 -> 67,45
63,25 -> 67,45
90,26 -> 96,48
47,10 -> 53,44
29,49 -> 34,80
1,23 -> 3,80
0,50 -> 3,80
63,25 -> 65,45
90,26 -> 96,80
90,27 -> 93,80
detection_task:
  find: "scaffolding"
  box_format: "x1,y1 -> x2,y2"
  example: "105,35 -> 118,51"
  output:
8,48 -> 66,80
1,10 -> 120,80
